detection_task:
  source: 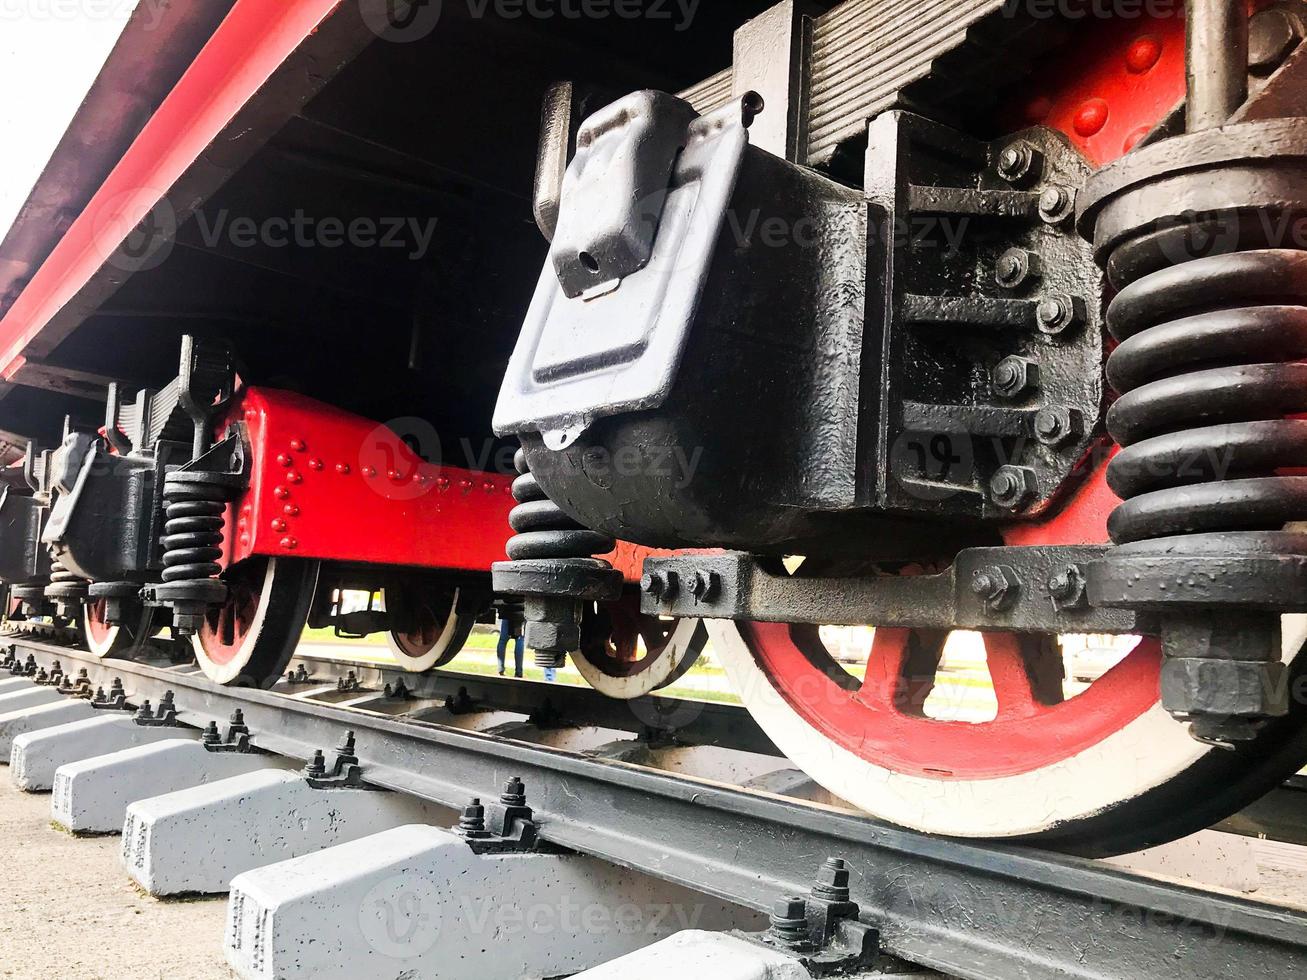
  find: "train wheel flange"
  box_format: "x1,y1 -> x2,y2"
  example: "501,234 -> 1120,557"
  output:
83,598 -> 157,659
573,597 -> 706,699
192,557 -> 319,687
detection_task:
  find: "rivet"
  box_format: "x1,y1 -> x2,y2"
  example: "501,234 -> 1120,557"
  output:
459,478 -> 473,491
280,536 -> 298,550
283,504 -> 300,516
241,502 -> 253,515
271,519 -> 288,532
244,408 -> 258,421
289,439 -> 307,452
1125,35 -> 1161,74
286,471 -> 302,484
274,486 -> 291,499
276,454 -> 293,467
436,477 -> 450,492
483,481 -> 495,494
363,466 -> 377,478
239,534 -> 250,547
387,469 -> 400,481
1073,98 -> 1108,137
1123,125 -> 1150,154
336,463 -> 351,475
308,458 -> 324,471
237,517 -> 248,530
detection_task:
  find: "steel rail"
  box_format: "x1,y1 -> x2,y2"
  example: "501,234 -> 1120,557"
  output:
6,635 -> 1306,980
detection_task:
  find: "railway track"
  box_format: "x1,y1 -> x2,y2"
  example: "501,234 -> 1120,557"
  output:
1,632 -> 1305,979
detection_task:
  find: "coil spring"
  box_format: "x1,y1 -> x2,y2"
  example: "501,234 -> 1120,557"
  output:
506,448 -> 615,562
160,477 -> 226,584
1103,232 -> 1307,545
48,556 -> 81,586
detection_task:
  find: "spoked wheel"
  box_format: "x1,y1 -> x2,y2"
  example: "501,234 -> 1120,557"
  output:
382,585 -> 476,673
711,615 -> 1307,855
192,557 -> 320,687
574,596 -> 707,699
82,598 -> 159,659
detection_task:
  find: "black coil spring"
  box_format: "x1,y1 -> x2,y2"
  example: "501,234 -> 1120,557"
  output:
506,448 -> 614,562
160,477 -> 226,584
1103,237 -> 1307,545
47,556 -> 81,585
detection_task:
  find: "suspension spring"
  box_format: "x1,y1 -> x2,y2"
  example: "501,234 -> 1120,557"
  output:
44,552 -> 89,615
160,474 -> 227,586
496,448 -> 623,666
506,448 -> 615,562
1077,110 -> 1307,742
1103,242 -> 1307,544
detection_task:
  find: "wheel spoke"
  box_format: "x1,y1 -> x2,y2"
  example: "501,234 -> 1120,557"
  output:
984,633 -> 1064,720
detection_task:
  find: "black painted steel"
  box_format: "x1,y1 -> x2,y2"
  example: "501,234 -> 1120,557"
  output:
8,636 -> 1307,980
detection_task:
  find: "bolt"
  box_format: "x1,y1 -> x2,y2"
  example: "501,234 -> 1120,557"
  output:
201,721 -> 221,745
1035,293 -> 1082,335
1047,564 -> 1087,610
995,248 -> 1040,289
1033,407 -> 1081,448
304,749 -> 327,779
690,570 -> 720,602
501,777 -> 527,807
110,678 -> 125,697
995,140 -> 1043,184
971,565 -> 1019,612
459,798 -> 491,838
134,700 -> 152,721
1250,8 -> 1304,75
336,731 -> 356,756
1037,185 -> 1074,224
769,896 -> 810,948
642,571 -> 665,600
811,857 -> 852,903
989,466 -> 1037,511
991,356 -> 1038,399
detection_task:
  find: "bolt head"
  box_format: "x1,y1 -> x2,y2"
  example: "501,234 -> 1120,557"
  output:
1033,407 -> 1081,448
1036,293 -> 1081,335
1250,8 -> 1304,74
641,571 -> 666,599
989,466 -> 1037,510
995,248 -> 1038,289
995,140 -> 1042,184
1037,185 -> 1073,224
991,356 -> 1038,399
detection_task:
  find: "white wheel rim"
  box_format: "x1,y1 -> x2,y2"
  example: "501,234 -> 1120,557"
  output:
709,615 -> 1307,838
384,587 -> 463,673
573,617 -> 703,699
191,558 -> 280,685
83,617 -> 121,658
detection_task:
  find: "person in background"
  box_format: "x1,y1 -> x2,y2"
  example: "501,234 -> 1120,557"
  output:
496,604 -> 524,678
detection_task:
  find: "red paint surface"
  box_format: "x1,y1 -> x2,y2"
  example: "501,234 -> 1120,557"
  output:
228,388 -> 515,572
0,0 -> 345,376
747,623 -> 1161,779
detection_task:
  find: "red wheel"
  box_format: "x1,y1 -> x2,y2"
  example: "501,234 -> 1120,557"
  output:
82,598 -> 157,659
574,597 -> 706,699
713,616 -> 1307,854
382,585 -> 476,673
192,557 -> 319,687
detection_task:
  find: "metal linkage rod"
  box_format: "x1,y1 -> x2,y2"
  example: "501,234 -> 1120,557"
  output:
1186,0 -> 1250,131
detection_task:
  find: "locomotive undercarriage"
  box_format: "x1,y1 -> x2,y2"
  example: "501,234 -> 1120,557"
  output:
2,0 -> 1305,855
493,1 -> 1307,850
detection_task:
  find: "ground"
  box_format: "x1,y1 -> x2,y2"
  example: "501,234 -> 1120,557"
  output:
0,777 -> 232,980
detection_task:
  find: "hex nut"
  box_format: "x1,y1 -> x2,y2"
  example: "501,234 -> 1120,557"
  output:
995,248 -> 1041,289
995,140 -> 1044,185
1160,658 -> 1289,719
992,356 -> 1039,399
989,466 -> 1037,510
1033,407 -> 1083,448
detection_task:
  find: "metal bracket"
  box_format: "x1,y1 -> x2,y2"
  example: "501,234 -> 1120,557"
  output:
640,549 -> 1145,633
